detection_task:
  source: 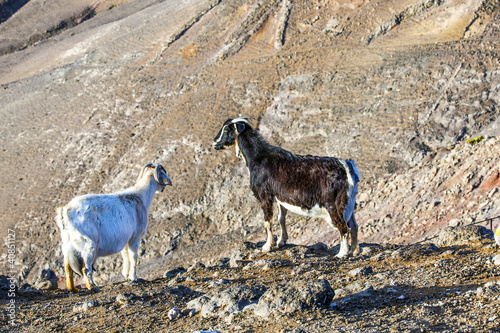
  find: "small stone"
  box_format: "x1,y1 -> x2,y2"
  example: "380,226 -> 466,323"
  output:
22,286 -> 43,294
493,254 -> 500,266
167,307 -> 180,320
187,262 -> 206,272
168,276 -> 185,286
348,266 -> 373,277
34,280 -> 57,290
180,308 -> 197,317
308,242 -> 329,252
435,225 -> 494,247
163,267 -> 186,278
360,245 -> 379,256
116,294 -> 128,304
73,301 -> 95,312
116,293 -> 135,305
254,279 -> 333,317
208,279 -> 230,287
229,257 -> 241,268
370,252 -> 386,261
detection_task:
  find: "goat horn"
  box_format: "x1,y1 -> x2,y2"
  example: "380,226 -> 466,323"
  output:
231,117 -> 253,125
154,164 -> 163,186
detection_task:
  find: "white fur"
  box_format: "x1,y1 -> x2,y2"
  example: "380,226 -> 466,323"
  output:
339,160 -> 359,223
276,199 -> 329,219
213,124 -> 228,145
276,198 -> 352,258
56,164 -> 170,291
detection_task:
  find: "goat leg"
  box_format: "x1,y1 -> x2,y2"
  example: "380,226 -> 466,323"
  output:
64,260 -> 79,293
277,204 -> 288,248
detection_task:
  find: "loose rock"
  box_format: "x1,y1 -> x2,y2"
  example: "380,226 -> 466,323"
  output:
254,279 -> 334,317
435,225 -> 494,247
167,307 -> 180,320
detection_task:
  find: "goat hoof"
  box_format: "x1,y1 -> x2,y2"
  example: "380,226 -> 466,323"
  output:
261,245 -> 273,253
88,286 -> 100,293
69,287 -> 80,294
277,241 -> 287,248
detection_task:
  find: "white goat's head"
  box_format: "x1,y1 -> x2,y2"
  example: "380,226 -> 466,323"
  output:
138,163 -> 172,192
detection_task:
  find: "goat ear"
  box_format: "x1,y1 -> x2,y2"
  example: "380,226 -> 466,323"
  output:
137,165 -> 148,182
235,122 -> 246,135
153,165 -> 172,191
158,167 -> 172,187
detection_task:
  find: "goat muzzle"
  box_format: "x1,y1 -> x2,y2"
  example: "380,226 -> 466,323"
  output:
154,165 -> 172,190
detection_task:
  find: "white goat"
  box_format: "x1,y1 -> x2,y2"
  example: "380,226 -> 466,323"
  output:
56,163 -> 171,292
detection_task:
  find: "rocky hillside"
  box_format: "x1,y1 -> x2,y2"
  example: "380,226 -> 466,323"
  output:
2,226 -> 500,332
358,135 -> 500,245
1,0 -> 500,301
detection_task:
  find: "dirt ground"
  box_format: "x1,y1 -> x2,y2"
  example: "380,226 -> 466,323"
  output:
2,238 -> 500,332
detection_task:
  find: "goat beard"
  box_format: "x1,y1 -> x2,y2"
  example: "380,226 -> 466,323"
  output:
235,144 -> 243,159
234,137 -> 243,159
218,142 -> 243,159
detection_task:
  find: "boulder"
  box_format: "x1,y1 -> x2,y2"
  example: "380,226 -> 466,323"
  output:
435,225 -> 494,247
33,269 -> 57,290
163,267 -> 186,278
0,275 -> 15,296
348,266 -> 373,277
186,284 -> 266,318
391,243 -> 440,259
254,279 -> 334,317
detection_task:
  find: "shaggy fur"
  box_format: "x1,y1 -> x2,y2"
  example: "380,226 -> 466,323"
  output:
213,118 -> 359,257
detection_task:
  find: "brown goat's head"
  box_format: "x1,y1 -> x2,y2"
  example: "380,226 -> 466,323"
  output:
212,118 -> 252,150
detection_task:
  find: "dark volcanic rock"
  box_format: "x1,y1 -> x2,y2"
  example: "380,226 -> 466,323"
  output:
186,284 -> 266,319
254,279 -> 334,317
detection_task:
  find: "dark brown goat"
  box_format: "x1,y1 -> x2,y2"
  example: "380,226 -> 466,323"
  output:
212,118 -> 360,257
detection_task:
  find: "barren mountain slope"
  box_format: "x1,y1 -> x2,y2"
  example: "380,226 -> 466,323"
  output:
0,0 -> 499,288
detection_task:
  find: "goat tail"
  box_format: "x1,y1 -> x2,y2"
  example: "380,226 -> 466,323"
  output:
56,206 -> 84,275
55,206 -> 68,230
345,159 -> 360,186
341,159 -> 359,228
